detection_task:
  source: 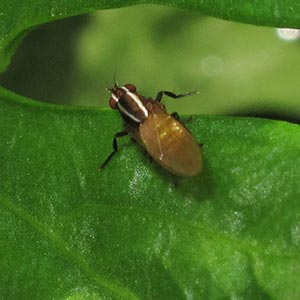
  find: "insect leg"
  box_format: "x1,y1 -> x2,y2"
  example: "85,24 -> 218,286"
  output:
99,131 -> 128,170
171,112 -> 180,120
155,90 -> 199,102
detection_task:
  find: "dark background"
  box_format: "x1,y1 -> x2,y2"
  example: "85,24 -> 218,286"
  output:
1,5 -> 300,122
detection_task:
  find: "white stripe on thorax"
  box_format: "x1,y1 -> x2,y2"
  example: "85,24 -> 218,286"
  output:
117,102 -> 142,123
121,86 -> 149,118
111,93 -> 119,101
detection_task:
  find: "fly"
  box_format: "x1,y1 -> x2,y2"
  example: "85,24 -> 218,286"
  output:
100,83 -> 203,177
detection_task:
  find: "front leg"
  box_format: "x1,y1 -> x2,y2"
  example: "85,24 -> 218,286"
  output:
155,90 -> 199,102
99,130 -> 128,170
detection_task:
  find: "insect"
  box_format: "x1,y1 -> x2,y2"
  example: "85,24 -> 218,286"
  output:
100,83 -> 203,177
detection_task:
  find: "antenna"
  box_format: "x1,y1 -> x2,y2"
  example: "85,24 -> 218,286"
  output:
113,69 -> 118,88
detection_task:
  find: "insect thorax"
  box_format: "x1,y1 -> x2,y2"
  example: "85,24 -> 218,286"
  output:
117,89 -> 149,123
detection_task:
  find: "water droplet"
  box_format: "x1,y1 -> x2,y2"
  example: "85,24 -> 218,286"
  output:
201,55 -> 224,77
276,28 -> 300,42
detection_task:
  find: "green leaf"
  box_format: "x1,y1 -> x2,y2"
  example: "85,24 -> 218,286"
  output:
1,0 -> 300,73
1,0 -> 300,299
1,86 -> 300,299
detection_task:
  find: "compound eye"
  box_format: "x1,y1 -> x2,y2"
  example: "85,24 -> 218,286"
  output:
109,97 -> 118,109
124,84 -> 137,93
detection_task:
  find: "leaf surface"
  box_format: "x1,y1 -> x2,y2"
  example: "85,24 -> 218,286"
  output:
1,87 -> 300,299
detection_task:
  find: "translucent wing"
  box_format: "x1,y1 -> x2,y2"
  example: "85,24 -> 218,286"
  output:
139,107 -> 203,177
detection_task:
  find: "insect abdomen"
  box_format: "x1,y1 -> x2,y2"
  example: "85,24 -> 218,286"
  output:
140,114 -> 203,177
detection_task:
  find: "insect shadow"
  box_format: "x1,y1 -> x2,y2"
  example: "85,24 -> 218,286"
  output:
146,146 -> 215,202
